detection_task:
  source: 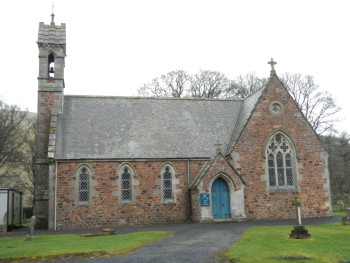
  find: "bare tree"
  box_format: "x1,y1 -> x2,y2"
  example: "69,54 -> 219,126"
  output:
17,119 -> 36,206
138,70 -> 190,97
323,132 -> 350,195
225,72 -> 267,99
280,73 -> 341,135
0,100 -> 27,178
189,70 -> 229,98
139,70 -> 341,135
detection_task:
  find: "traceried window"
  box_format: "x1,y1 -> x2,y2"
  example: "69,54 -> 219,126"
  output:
266,133 -> 296,189
78,166 -> 90,204
163,166 -> 173,200
121,167 -> 132,201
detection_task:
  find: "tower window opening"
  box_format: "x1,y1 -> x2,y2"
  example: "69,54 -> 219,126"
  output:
48,54 -> 55,77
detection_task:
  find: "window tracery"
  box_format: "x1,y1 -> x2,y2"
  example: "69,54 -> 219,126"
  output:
266,133 -> 296,189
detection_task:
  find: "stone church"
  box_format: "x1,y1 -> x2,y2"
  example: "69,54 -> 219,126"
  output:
34,15 -> 332,230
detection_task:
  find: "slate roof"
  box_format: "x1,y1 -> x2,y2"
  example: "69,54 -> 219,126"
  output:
225,86 -> 265,154
55,96 -> 245,160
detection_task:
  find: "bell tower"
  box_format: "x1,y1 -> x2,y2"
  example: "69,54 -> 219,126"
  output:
34,11 -> 66,229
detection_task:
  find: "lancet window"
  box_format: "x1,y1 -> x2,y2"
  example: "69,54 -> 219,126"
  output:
77,166 -> 91,204
121,167 -> 132,201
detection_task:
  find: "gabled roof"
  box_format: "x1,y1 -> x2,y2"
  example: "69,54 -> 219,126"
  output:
55,96 -> 242,160
190,149 -> 245,189
225,86 -> 266,155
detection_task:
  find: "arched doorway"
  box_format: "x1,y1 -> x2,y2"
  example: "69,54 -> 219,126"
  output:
211,178 -> 231,219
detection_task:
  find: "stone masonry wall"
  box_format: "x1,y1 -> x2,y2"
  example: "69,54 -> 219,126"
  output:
35,89 -> 63,229
56,160 -> 205,230
232,75 -> 331,220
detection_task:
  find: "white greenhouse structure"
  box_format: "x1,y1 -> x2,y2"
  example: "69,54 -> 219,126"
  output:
0,188 -> 23,231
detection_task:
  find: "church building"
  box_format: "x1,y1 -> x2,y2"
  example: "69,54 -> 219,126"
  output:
34,15 -> 332,230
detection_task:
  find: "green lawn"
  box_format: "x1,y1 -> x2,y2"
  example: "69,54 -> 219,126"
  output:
0,231 -> 168,261
223,224 -> 350,263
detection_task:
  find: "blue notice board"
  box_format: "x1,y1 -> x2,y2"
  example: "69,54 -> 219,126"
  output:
200,194 -> 210,206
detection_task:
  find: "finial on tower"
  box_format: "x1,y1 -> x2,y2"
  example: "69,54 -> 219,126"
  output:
268,58 -> 277,76
50,0 -> 55,26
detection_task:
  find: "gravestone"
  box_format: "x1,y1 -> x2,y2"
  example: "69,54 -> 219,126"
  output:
25,216 -> 36,241
289,197 -> 311,239
337,201 -> 345,211
342,208 -> 350,225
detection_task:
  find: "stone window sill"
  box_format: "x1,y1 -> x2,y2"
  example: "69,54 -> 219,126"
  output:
120,200 -> 133,205
162,199 -> 175,204
268,187 -> 299,194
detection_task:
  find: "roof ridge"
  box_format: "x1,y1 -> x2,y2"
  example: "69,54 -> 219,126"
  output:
64,95 -> 242,102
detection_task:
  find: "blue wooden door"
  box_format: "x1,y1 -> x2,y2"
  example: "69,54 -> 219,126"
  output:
212,178 -> 231,219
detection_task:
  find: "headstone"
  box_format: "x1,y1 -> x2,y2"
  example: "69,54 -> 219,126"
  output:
25,216 -> 36,241
337,201 -> 345,211
341,208 -> 350,225
29,216 -> 36,236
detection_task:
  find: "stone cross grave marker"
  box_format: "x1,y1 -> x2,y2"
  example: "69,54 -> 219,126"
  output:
292,197 -> 302,225
290,197 -> 311,239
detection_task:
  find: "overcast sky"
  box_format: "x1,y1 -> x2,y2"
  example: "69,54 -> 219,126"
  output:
0,0 -> 349,134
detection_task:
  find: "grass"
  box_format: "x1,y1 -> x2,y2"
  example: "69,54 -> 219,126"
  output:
0,231 -> 168,262
223,223 -> 350,263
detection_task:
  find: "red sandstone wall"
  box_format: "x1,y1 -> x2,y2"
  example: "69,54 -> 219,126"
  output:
56,160 -> 206,229
232,75 -> 330,220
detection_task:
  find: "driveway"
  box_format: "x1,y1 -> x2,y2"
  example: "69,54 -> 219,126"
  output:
41,216 -> 340,263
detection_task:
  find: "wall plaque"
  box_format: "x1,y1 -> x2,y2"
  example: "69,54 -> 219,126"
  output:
200,194 -> 210,206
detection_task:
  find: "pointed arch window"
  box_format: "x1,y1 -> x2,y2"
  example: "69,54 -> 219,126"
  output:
76,166 -> 92,205
121,167 -> 132,201
266,132 -> 297,190
159,164 -> 177,203
163,166 -> 173,200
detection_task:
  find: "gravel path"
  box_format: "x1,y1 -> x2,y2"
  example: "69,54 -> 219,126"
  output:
2,216 -> 341,263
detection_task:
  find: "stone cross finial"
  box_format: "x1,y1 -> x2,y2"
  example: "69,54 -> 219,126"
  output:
215,140 -> 222,153
268,58 -> 277,75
